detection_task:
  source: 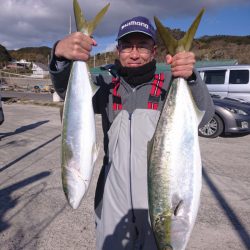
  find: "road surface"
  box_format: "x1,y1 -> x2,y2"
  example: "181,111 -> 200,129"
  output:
0,103 -> 249,250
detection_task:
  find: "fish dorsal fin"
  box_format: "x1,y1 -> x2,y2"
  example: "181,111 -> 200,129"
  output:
73,0 -> 110,35
154,8 -> 205,54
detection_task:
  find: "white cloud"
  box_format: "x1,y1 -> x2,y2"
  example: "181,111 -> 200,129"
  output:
0,0 -> 249,50
104,42 -> 117,53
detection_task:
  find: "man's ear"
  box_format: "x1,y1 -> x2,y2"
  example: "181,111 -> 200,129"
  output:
151,45 -> 157,59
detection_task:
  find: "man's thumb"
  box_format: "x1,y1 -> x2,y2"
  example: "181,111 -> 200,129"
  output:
166,54 -> 172,64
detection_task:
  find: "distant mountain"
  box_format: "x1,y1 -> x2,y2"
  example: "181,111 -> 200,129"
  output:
8,46 -> 51,65
88,31 -> 250,67
155,31 -> 250,64
0,30 -> 250,68
194,35 -> 250,64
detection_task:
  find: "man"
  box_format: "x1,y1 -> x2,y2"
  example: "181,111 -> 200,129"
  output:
50,16 -> 214,250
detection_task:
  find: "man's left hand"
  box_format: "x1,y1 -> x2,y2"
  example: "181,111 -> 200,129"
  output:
166,51 -> 196,79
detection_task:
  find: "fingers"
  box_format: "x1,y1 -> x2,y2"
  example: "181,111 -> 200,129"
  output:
55,32 -> 97,61
166,54 -> 172,64
166,52 -> 196,79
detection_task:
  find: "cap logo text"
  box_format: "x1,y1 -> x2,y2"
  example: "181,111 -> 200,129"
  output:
121,21 -> 149,30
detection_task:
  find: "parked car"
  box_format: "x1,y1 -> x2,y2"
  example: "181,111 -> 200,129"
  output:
198,65 -> 250,102
199,95 -> 250,138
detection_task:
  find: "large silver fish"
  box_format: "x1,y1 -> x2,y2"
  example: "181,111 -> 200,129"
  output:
148,9 -> 205,250
61,0 -> 110,209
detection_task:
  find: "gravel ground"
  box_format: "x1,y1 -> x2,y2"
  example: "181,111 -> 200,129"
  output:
0,103 -> 249,250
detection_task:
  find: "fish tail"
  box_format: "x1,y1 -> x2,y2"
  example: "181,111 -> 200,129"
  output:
73,0 -> 110,35
154,8 -> 205,54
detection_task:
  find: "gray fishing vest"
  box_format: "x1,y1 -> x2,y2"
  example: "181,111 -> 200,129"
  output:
95,74 -> 165,250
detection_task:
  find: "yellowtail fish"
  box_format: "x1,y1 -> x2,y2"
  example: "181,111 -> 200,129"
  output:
148,9 -> 205,250
61,0 -> 110,209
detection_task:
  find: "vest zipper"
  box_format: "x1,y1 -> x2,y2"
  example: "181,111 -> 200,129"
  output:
129,112 -> 136,224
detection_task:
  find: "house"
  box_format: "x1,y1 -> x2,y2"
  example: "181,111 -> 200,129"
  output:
5,59 -> 30,70
31,62 -> 49,78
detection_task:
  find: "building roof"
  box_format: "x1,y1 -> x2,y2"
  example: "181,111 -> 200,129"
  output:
33,62 -> 49,71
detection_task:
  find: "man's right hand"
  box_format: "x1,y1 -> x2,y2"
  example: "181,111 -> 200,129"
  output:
55,32 -> 97,61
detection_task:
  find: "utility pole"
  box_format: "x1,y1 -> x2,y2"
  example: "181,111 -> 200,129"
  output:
105,52 -> 107,65
69,15 -> 72,34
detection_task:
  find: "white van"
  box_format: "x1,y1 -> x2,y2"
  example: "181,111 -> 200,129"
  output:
198,65 -> 250,102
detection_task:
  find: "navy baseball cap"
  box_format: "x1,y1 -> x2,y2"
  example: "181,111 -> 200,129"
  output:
116,16 -> 156,43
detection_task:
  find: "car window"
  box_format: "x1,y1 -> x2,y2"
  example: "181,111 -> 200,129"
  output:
229,70 -> 249,84
203,70 -> 226,84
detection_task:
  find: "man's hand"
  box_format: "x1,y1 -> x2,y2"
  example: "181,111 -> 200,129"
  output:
166,51 -> 196,79
55,32 -> 97,61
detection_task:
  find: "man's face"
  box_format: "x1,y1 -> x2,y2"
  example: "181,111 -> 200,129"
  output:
117,33 -> 156,67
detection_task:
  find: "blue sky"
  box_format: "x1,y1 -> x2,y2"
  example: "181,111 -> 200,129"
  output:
92,3 -> 250,55
0,0 -> 249,54
162,5 -> 250,36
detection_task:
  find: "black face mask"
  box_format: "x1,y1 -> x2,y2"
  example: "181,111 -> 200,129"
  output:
114,59 -> 156,86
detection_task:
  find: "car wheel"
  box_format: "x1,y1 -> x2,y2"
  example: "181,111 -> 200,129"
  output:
199,114 -> 224,138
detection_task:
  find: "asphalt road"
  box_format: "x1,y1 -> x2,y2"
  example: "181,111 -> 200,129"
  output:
0,103 -> 250,250
1,91 -> 53,102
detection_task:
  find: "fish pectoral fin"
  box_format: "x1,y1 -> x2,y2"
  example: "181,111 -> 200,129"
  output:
173,200 -> 184,216
172,194 -> 184,216
73,0 -> 110,35
91,83 -> 100,97
196,109 -> 205,125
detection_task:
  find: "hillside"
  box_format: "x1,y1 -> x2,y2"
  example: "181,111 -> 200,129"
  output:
192,35 -> 250,64
0,30 -> 249,68
8,46 -> 51,65
88,31 -> 250,67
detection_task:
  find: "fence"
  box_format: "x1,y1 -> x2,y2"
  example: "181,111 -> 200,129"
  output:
0,70 -> 52,92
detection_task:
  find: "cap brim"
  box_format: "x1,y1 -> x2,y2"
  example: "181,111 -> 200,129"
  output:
116,30 -> 155,41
